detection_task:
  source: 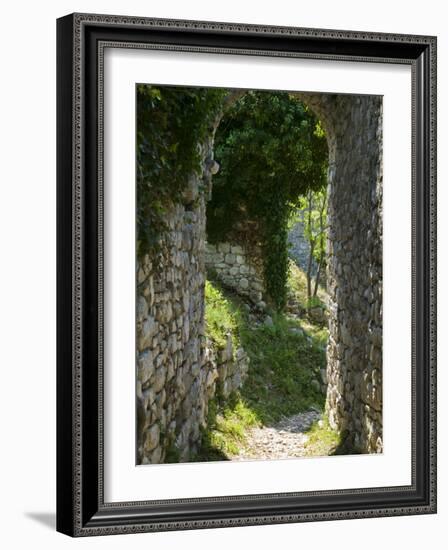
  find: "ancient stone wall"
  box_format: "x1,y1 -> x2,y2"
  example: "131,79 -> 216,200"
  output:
137,92 -> 383,462
136,197 -> 208,464
136,133 -> 250,464
211,334 -> 250,400
205,242 -> 266,308
303,94 -> 383,453
136,200 -> 250,464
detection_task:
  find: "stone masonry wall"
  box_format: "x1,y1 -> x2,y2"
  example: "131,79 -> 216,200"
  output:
136,198 -> 208,464
205,242 -> 267,309
210,334 -> 250,401
137,92 -> 383,461
302,93 -> 383,453
136,121 -> 251,464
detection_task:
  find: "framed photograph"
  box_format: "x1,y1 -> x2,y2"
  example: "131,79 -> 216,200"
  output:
56,13 -> 437,536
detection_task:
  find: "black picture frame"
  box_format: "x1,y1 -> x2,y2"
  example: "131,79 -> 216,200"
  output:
57,13 -> 437,537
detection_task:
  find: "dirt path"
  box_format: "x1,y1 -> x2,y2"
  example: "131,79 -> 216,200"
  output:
234,409 -> 321,461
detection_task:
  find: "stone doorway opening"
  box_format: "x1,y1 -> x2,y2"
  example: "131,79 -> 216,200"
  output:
136,86 -> 382,464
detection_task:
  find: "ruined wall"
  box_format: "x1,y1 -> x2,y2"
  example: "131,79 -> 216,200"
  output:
303,94 -> 383,453
206,93 -> 383,454
137,92 -> 383,462
205,241 -> 266,309
211,334 -> 250,400
136,138 -> 250,464
136,197 -> 209,464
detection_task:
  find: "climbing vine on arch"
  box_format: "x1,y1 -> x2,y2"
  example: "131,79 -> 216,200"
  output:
206,91 -> 329,310
137,84 -> 226,258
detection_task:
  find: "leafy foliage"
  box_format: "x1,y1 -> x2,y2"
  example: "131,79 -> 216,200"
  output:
207,91 -> 328,309
137,85 -> 226,256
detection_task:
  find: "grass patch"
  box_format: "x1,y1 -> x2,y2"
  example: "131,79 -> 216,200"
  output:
300,319 -> 328,348
194,395 -> 259,460
239,313 -> 325,424
287,259 -> 308,303
200,274 -> 331,460
304,415 -> 340,457
287,259 -> 327,311
204,279 -> 241,350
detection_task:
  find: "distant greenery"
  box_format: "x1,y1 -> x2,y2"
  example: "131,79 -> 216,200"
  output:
137,85 -> 226,257
207,91 -> 328,310
287,260 -> 328,329
293,187 -> 328,305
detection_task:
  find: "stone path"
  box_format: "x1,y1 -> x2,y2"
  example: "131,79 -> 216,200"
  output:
233,409 -> 321,461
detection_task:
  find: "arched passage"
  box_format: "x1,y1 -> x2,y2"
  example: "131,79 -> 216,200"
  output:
136,89 -> 382,463
297,93 -> 383,453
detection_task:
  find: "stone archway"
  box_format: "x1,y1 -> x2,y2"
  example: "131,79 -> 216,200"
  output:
136,91 -> 383,464
301,94 -> 383,453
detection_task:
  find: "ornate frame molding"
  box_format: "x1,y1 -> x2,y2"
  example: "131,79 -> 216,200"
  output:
57,13 -> 437,537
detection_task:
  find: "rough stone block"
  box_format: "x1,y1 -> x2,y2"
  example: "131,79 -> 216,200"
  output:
138,350 -> 155,384
238,277 -> 249,290
153,366 -> 167,393
138,316 -> 157,350
144,423 -> 160,452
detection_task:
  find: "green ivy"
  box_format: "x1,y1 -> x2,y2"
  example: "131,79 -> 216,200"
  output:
207,91 -> 328,310
137,85 -> 226,257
